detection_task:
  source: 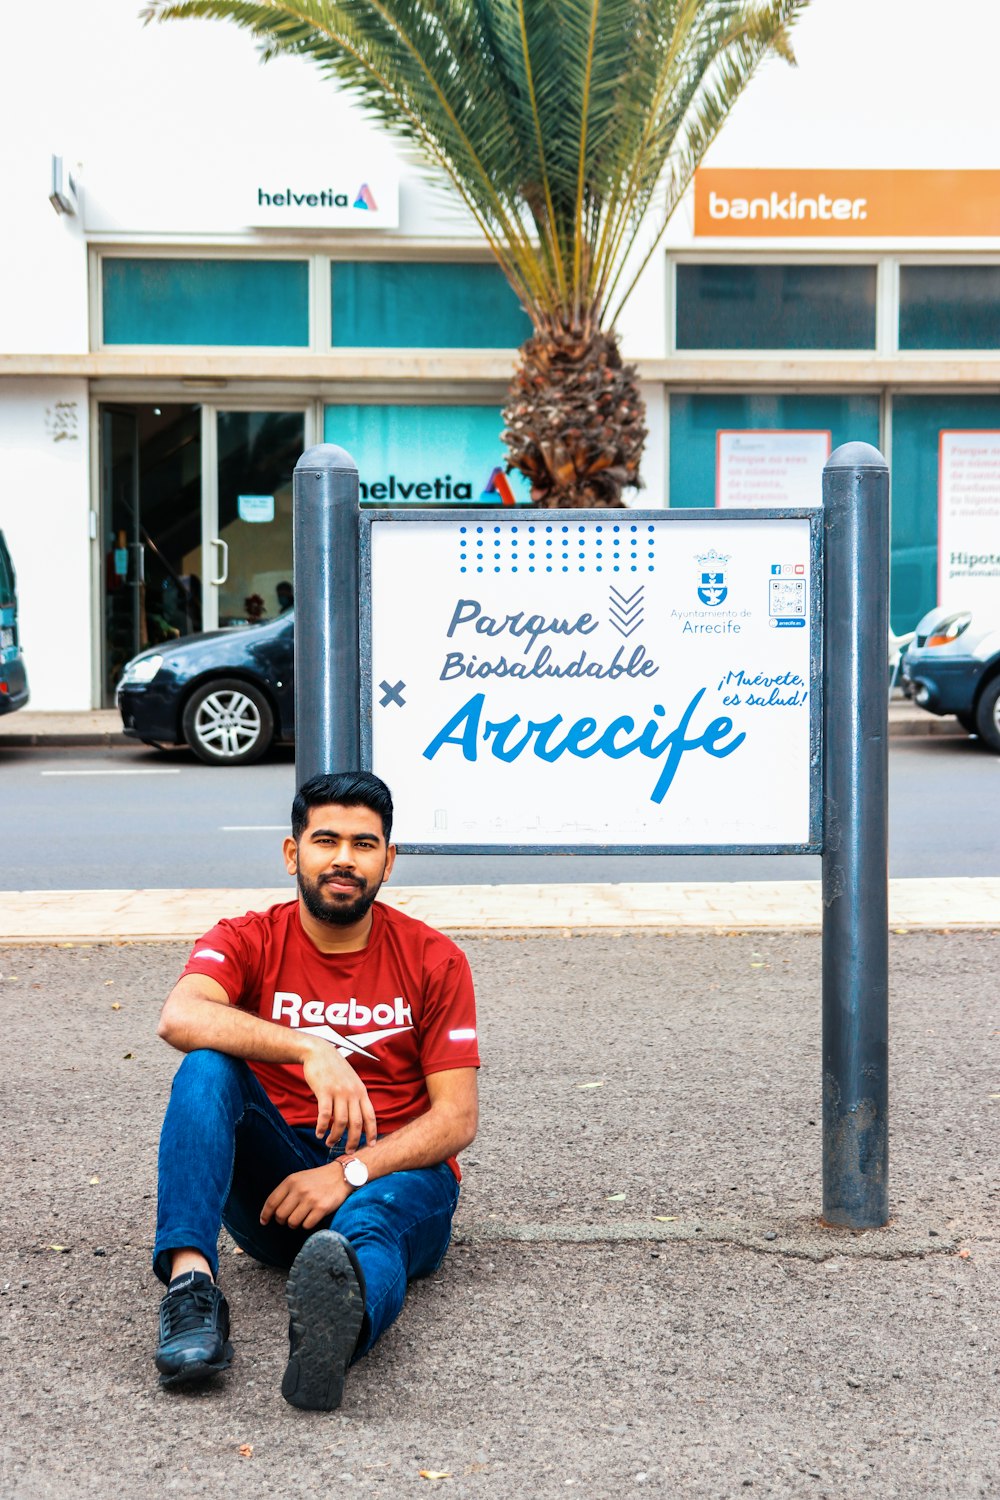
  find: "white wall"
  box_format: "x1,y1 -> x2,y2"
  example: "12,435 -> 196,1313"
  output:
0,0 -> 478,253
0,383 -> 92,710
0,148 -> 88,355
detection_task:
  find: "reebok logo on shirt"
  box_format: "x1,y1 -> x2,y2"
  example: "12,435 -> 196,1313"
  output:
271,990 -> 413,1061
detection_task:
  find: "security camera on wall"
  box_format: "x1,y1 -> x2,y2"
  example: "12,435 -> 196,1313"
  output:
50,155 -> 79,216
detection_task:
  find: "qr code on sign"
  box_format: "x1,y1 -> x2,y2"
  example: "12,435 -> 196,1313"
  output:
769,578 -> 806,617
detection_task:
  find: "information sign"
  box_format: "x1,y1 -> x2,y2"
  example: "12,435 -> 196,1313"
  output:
938,431 -> 1000,613
716,431 -> 830,509
237,494 -> 275,524
362,511 -> 820,851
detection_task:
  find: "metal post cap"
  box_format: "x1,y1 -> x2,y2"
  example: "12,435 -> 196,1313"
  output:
825,442 -> 888,471
294,443 -> 358,472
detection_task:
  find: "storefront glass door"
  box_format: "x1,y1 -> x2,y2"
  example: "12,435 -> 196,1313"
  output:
214,410 -> 304,627
100,403 -> 305,703
101,403 -> 202,700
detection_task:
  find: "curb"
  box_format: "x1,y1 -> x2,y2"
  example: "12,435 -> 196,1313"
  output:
0,730 -> 130,748
2,878 -> 999,944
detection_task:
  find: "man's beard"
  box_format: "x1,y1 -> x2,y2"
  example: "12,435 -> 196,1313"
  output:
297,866 -> 384,927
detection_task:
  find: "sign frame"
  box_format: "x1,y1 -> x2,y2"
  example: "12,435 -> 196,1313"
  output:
358,506 -> 823,857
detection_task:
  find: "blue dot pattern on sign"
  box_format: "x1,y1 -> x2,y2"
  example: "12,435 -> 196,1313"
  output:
458,519 -> 656,572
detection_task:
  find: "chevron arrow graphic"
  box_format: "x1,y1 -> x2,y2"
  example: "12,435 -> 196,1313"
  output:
609,585 -> 645,637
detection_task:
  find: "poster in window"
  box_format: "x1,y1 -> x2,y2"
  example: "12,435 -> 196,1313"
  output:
716,430 -> 830,509
938,432 -> 1000,613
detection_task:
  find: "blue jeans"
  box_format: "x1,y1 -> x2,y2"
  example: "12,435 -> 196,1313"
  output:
154,1050 -> 460,1356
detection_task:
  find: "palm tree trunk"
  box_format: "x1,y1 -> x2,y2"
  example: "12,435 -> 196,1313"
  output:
502,324 -> 647,508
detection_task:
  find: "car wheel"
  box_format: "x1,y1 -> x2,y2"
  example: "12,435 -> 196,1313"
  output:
181,678 -> 275,765
956,710 -> 977,735
973,677 -> 1000,753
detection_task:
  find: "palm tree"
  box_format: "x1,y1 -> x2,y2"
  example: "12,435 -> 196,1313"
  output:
144,0 -> 807,506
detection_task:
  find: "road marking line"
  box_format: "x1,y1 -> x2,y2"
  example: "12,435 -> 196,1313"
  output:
220,824 -> 287,831
41,768 -> 182,777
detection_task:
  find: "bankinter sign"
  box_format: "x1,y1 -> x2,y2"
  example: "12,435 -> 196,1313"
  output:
695,170 -> 1000,238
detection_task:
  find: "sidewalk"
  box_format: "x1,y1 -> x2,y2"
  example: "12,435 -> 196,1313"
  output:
2,875 -> 999,943
0,697 -> 969,747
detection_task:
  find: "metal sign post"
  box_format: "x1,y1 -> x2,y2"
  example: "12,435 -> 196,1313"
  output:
293,439 -> 891,1231
293,444 -> 362,785
820,443 -> 890,1228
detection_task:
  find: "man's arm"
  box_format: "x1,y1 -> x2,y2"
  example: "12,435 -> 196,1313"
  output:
157,972 -> 377,1150
260,1066 -> 479,1231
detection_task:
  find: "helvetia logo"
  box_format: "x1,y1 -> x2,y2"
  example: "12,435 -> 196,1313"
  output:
358,466 -> 520,504
256,184 -> 380,212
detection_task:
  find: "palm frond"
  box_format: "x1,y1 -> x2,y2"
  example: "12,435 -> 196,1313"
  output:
143,0 -> 810,329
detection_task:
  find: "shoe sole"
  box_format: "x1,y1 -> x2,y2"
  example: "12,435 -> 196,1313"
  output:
281,1232 -> 364,1412
157,1344 -> 234,1389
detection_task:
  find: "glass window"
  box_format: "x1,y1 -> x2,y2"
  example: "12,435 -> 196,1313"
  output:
890,394 -> 1000,630
102,259 -> 309,346
216,411 -> 304,628
899,265 -> 1000,350
668,392 -> 880,508
331,261 -> 532,348
675,264 -> 877,350
324,404 -> 530,504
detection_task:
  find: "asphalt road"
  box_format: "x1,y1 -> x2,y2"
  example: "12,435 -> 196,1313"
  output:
0,734 -> 997,890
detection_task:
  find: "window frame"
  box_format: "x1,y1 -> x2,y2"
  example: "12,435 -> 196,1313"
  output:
91,245 -> 528,356
668,251 -> 886,357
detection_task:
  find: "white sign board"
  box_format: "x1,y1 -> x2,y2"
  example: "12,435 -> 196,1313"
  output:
938,431 -> 1000,613
716,430 -> 830,508
82,159 -> 399,233
365,513 -> 819,850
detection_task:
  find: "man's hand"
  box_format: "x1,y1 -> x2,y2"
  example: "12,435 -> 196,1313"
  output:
260,1164 -> 350,1231
301,1041 -> 377,1151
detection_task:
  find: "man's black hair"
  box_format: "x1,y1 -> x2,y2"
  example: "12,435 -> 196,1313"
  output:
291,771 -> 394,843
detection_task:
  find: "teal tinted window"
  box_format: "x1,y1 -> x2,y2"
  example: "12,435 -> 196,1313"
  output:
899,265 -> 1000,349
676,264 -> 877,349
102,259 -> 309,345
668,392 -> 880,508
324,404 -> 530,503
331,262 -> 532,347
890,394 -> 1000,630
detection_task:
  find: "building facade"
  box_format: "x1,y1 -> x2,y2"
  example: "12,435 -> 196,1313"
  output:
3,0 -> 1000,710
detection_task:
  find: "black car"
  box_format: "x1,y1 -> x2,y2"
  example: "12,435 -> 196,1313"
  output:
117,611 -> 294,765
901,606 -> 1000,751
0,530 -> 29,714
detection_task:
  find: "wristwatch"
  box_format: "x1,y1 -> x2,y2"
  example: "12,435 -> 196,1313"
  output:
341,1156 -> 369,1189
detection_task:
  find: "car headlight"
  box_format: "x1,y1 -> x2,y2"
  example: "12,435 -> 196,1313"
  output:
119,653 -> 164,686
924,613 -> 972,647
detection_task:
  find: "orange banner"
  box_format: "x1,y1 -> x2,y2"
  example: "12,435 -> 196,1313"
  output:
694,170 -> 1000,238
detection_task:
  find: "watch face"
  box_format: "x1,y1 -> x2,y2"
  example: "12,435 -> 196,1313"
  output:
343,1158 -> 369,1188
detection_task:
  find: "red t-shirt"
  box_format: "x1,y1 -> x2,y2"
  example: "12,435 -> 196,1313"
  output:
180,900 -> 479,1174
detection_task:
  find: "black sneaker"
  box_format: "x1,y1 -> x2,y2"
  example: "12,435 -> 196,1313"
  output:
155,1270 -> 234,1388
281,1231 -> 366,1411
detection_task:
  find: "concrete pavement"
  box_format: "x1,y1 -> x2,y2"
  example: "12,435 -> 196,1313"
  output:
1,929 -> 997,1499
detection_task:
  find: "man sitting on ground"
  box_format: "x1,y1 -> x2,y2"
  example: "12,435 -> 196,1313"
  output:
151,770 -> 480,1410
